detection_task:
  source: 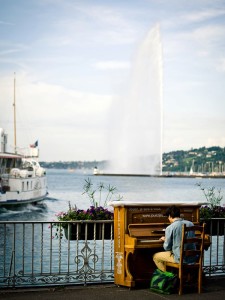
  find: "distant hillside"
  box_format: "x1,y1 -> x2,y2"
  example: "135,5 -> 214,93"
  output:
40,160 -> 107,170
40,146 -> 225,173
162,146 -> 225,173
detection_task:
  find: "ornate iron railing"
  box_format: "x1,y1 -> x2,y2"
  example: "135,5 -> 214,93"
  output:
202,218 -> 225,276
0,218 -> 224,288
0,220 -> 114,288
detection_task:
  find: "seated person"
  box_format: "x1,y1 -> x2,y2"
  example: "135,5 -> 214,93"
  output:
153,205 -> 195,271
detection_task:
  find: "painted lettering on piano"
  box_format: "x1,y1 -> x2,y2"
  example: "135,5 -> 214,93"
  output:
128,207 -> 161,212
141,213 -> 164,218
117,209 -> 121,249
115,252 -> 123,275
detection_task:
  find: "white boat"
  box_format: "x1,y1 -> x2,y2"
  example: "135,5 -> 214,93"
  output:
0,128 -> 48,206
0,75 -> 48,206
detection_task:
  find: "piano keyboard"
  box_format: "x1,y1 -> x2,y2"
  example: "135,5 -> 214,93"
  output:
139,239 -> 163,243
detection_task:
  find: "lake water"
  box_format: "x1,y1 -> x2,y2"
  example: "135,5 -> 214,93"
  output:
0,168 -> 225,221
0,169 -> 224,286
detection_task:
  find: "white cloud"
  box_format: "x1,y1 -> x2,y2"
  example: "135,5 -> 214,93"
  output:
192,24 -> 225,41
196,50 -> 209,57
182,9 -> 225,23
216,58 -> 225,72
93,60 -> 130,70
163,114 -> 225,153
43,2 -> 139,48
0,43 -> 29,56
0,73 -> 113,159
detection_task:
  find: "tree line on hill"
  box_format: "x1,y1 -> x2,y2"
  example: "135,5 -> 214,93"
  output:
162,146 -> 225,173
40,146 -> 225,173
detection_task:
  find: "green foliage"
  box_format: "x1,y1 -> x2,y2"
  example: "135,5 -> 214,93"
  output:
197,183 -> 223,208
52,178 -> 122,238
197,183 -> 225,220
199,205 -> 225,220
82,178 -> 122,208
163,146 -> 225,172
55,203 -> 114,222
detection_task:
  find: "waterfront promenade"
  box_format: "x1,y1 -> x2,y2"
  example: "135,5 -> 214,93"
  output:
1,277 -> 225,300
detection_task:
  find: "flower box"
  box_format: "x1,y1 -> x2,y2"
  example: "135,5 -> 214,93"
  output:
198,185 -> 225,236
64,223 -> 113,240
201,219 -> 225,236
52,178 -> 120,240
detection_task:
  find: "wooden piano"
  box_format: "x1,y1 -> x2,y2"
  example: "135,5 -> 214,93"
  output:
109,201 -> 209,288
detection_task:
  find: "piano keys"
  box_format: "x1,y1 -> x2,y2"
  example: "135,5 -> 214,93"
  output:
109,201 -> 208,288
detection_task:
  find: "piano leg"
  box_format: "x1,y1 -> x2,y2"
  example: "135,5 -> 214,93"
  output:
124,249 -> 135,287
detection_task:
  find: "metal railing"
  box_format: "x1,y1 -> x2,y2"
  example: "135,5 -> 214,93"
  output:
0,219 -> 224,288
202,218 -> 225,276
0,220 -> 114,288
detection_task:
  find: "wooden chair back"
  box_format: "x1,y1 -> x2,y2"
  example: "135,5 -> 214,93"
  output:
165,223 -> 205,295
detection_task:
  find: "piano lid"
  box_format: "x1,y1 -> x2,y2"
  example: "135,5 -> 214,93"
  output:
108,200 -> 207,207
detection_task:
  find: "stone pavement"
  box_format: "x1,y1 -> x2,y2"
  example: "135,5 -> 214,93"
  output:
0,277 -> 225,300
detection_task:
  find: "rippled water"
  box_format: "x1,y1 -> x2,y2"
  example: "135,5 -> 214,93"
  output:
1,168 -> 225,221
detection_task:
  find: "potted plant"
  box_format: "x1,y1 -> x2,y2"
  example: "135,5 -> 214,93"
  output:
53,178 -> 122,240
197,183 -> 225,235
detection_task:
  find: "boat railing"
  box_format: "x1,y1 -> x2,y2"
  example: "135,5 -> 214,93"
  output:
0,219 -> 224,288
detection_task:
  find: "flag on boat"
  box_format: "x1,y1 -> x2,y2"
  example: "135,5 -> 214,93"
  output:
30,140 -> 38,148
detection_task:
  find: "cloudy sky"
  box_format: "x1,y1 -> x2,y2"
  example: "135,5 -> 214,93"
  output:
0,0 -> 225,162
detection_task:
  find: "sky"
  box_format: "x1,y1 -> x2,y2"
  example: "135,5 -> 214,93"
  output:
0,0 -> 225,162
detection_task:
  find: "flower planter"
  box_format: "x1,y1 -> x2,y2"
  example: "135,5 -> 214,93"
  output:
64,223 -> 113,240
201,219 -> 225,236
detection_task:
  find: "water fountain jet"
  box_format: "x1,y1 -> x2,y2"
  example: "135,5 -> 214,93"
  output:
105,24 -> 163,176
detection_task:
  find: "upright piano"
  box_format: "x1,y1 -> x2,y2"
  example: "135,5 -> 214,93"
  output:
109,201 -> 208,288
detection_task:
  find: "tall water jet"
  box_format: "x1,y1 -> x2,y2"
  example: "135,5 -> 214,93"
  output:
107,24 -> 163,175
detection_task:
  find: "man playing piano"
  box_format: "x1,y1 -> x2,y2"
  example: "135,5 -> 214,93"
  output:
153,205 -> 195,272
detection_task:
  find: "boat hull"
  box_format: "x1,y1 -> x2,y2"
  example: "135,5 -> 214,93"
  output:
0,191 -> 48,206
0,175 -> 48,206
0,156 -> 48,206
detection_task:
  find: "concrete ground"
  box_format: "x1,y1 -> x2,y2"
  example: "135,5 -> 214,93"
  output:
0,277 -> 225,300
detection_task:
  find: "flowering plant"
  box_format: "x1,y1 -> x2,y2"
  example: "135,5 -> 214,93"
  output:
200,205 -> 225,220
197,183 -> 225,220
56,203 -> 114,222
52,178 -> 122,238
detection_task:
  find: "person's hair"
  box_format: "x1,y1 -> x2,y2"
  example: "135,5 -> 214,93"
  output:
165,205 -> 180,218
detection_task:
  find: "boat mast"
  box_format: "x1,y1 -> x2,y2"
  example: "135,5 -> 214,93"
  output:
13,72 -> 17,153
